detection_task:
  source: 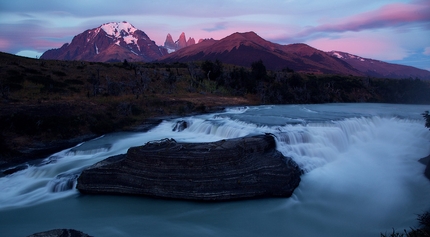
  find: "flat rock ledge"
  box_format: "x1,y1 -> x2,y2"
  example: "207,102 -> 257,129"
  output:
77,134 -> 302,201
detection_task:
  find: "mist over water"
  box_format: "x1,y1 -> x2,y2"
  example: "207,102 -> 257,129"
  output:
0,103 -> 429,237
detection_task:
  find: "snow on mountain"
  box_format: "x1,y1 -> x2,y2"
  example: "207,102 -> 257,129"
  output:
328,51 -> 366,62
101,21 -> 137,37
327,51 -> 430,80
41,21 -> 167,62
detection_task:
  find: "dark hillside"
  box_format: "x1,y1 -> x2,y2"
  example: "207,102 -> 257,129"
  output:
1,52 -> 430,169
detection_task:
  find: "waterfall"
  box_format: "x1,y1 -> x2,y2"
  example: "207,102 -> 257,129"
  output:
273,116 -> 430,172
47,173 -> 79,192
1,103 -> 430,237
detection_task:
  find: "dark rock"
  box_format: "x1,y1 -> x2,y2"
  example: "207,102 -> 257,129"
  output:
172,120 -> 188,132
27,229 -> 92,237
2,164 -> 28,176
77,134 -> 302,201
419,155 -> 430,181
0,134 -> 98,171
425,164 -> 430,181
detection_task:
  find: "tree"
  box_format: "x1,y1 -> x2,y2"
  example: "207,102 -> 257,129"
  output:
423,111 -> 430,129
251,59 -> 267,81
201,60 -> 223,81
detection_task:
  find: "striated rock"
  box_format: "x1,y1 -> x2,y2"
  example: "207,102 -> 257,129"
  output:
77,134 -> 302,201
27,229 -> 92,237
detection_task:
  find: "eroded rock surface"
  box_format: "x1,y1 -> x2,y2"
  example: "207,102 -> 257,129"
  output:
77,134 -> 302,201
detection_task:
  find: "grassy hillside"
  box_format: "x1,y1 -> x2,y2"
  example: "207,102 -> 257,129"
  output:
0,53 -> 256,167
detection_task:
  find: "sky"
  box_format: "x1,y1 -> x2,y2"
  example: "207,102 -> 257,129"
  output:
0,0 -> 429,70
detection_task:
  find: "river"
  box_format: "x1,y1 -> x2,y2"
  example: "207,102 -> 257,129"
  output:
1,103 -> 429,236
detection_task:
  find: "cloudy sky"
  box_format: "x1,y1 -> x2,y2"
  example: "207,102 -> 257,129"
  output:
0,0 -> 429,70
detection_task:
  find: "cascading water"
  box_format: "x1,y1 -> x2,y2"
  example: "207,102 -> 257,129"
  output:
0,103 -> 429,237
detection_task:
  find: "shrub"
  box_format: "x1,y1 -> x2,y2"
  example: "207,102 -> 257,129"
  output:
423,111 -> 430,129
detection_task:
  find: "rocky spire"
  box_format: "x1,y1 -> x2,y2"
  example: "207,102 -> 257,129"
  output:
164,33 -> 175,49
176,32 -> 187,49
187,37 -> 195,46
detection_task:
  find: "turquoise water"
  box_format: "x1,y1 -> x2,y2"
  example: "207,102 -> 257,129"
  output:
1,103 -> 429,236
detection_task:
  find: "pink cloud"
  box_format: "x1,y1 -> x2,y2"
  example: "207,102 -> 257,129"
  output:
297,2 -> 430,38
307,35 -> 409,61
424,47 -> 430,56
0,38 -> 11,51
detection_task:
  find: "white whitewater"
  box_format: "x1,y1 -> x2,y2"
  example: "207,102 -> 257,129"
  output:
0,103 -> 429,237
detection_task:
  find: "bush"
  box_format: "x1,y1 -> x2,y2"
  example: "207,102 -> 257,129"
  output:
381,212 -> 430,237
423,111 -> 430,129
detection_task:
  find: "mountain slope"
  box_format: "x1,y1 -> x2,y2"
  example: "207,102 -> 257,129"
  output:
159,32 -> 363,76
41,21 -> 167,62
327,51 -> 430,80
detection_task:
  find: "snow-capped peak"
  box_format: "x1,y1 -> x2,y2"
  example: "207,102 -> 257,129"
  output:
100,21 -> 137,38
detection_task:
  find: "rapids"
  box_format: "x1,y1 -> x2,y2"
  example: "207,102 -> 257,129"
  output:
0,103 -> 429,237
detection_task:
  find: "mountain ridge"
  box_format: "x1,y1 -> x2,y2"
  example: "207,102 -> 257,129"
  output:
327,51 -> 430,79
41,21 -> 167,62
39,21 -> 430,80
159,31 -> 363,76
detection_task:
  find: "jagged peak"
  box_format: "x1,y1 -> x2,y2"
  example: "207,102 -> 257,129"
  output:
187,37 -> 195,46
100,21 -> 137,38
165,33 -> 174,42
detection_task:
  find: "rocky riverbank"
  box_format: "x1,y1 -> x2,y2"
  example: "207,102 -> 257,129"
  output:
77,134 -> 302,201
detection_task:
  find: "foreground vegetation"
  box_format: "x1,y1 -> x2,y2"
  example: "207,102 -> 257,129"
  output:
381,212 -> 430,237
1,52 -> 430,168
381,113 -> 430,236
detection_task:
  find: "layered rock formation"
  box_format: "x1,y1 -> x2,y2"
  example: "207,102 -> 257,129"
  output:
77,134 -> 302,201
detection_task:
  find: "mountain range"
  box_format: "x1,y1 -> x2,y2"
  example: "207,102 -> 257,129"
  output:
163,32 -> 197,53
40,21 -> 430,80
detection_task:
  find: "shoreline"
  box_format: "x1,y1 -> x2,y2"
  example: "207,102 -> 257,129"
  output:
0,105 -> 230,174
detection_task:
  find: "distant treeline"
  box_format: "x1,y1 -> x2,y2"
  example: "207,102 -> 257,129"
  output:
169,59 -> 430,104
2,55 -> 430,105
